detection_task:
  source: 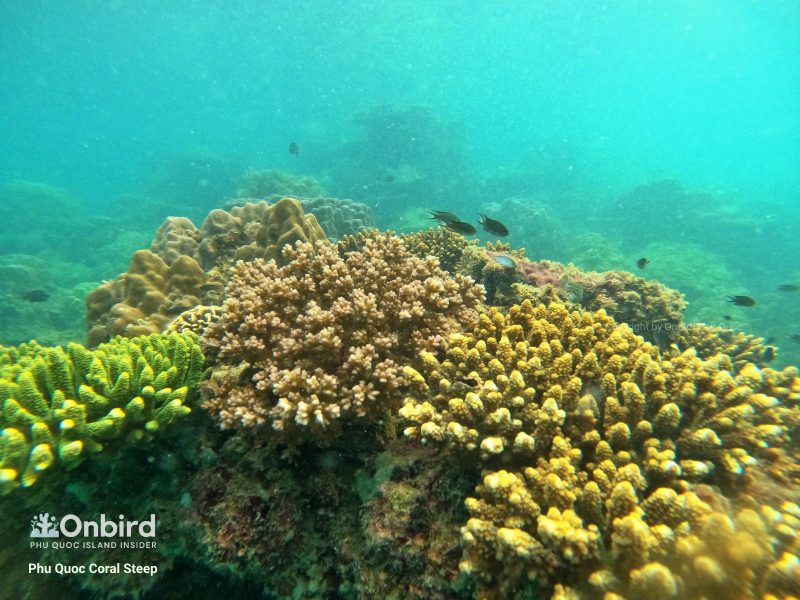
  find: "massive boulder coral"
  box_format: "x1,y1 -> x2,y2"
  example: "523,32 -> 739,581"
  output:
0,332 -> 205,495
272,195 -> 375,240
400,300 -> 800,598
85,198 -> 327,345
202,233 -> 485,443
86,250 -> 207,346
400,226 -> 475,273
235,168 -> 327,199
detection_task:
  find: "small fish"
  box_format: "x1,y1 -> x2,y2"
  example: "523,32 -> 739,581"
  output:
563,282 -> 585,303
289,142 -> 299,156
786,334 -> 800,344
727,295 -> 756,307
21,289 -> 49,302
445,220 -> 477,235
478,214 -> 509,237
200,280 -> 224,293
761,346 -> 776,362
492,255 -> 516,269
430,211 -> 460,225
776,284 -> 800,292
636,258 -> 650,269
459,377 -> 479,387
765,336 -> 776,345
384,175 -> 395,183
722,315 -> 733,321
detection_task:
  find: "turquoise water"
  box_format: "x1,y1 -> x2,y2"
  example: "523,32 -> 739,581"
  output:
6,1 -> 800,355
1,2 -> 799,598
2,1 -> 798,354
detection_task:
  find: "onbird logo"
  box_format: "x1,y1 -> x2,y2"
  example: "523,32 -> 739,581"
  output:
30,513 -> 60,538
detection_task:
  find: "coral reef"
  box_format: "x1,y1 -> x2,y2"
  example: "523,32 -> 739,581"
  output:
226,194 -> 375,241
294,196 -> 374,240
673,323 -> 776,371
0,254 -> 96,347
142,147 -> 240,218
399,300 -> 800,598
569,231 -> 628,273
457,245 -> 686,344
0,332 -> 205,494
321,105 -> 477,215
400,227 -> 476,273
479,197 -> 567,260
636,241 -> 745,326
235,168 -> 326,199
85,198 -> 327,345
0,180 -> 88,258
0,402 -> 224,600
202,233 -> 484,443
187,429 -> 475,598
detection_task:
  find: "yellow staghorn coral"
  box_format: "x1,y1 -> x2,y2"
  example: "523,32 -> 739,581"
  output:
399,300 -> 800,598
0,333 -> 205,495
202,233 -> 484,444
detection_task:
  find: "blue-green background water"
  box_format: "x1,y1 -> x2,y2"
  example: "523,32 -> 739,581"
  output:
1,0 -> 799,360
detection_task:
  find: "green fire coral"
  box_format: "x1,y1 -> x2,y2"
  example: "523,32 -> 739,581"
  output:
0,332 -> 205,495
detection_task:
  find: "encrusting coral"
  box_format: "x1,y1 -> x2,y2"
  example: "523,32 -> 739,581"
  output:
202,232 -> 484,443
399,300 -> 800,598
0,332 -> 205,494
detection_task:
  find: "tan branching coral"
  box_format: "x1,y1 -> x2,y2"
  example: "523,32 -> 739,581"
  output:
202,234 -> 484,444
399,300 -> 800,598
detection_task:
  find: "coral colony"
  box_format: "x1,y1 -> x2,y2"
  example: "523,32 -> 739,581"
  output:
1,197 -> 798,599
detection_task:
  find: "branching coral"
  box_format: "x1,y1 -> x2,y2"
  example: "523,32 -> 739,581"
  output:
0,332 -> 205,494
673,323 -> 775,371
202,233 -> 485,444
399,300 -> 800,598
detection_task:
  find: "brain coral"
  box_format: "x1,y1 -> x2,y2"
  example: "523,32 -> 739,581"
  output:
400,300 -> 800,598
202,233 -> 485,444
